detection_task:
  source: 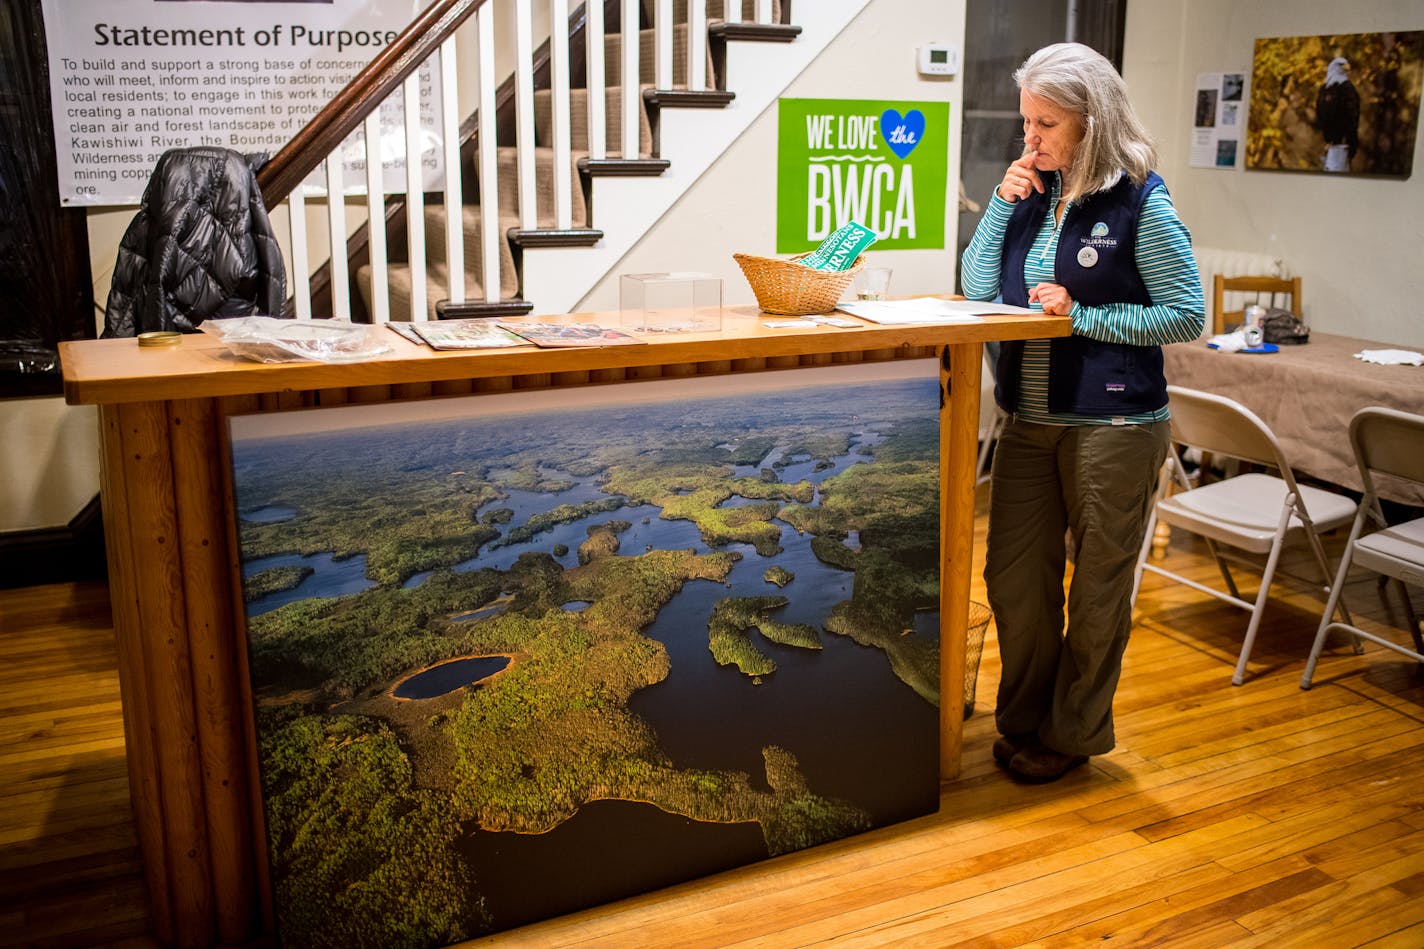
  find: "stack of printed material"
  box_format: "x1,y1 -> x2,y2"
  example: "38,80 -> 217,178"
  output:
497,322 -> 647,347
836,298 -> 1035,325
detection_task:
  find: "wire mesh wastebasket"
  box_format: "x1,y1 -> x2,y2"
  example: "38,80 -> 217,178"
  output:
963,601 -> 993,719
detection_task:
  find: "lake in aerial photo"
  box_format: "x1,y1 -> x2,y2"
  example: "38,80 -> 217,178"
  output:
227,361 -> 943,948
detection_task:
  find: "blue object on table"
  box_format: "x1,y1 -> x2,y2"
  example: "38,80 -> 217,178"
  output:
1207,342 -> 1280,354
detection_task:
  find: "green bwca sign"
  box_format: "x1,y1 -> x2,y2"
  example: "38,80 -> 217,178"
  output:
777,98 -> 949,253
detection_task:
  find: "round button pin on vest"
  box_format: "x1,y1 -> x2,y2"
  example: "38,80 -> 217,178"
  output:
1077,246 -> 1099,268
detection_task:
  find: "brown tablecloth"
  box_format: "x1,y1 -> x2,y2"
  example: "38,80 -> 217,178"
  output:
1162,332 -> 1424,506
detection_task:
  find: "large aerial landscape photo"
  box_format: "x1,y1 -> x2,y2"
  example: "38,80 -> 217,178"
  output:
227,362 -> 944,948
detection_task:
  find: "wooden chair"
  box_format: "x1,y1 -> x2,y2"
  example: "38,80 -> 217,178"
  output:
1212,274 -> 1302,336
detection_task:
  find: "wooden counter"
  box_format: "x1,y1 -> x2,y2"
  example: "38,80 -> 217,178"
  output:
61,303 -> 1068,948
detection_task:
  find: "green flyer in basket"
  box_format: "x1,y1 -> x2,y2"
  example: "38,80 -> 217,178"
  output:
776,98 -> 949,254
799,221 -> 877,271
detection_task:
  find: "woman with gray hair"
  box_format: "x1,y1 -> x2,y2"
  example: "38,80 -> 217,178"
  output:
961,43 -> 1205,783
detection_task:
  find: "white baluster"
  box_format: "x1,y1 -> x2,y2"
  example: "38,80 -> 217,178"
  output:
403,71 -> 426,322
324,156 -> 349,320
688,0 -> 706,92
440,37 -> 465,307
655,0 -> 672,89
476,3 -> 501,301
621,0 -> 639,158
363,112 -> 389,323
756,0 -> 771,24
585,0 -> 606,161
550,0 -> 572,230
288,189 -> 311,320
724,0 -> 741,24
515,0 -> 537,230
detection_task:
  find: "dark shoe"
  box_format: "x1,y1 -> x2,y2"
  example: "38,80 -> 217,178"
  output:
991,732 -> 1038,766
1009,744 -> 1089,783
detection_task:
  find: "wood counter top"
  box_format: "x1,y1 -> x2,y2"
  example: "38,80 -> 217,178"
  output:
61,304 -> 1070,406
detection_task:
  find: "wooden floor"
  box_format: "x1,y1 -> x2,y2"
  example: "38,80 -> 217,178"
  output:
4,495 -> 1423,949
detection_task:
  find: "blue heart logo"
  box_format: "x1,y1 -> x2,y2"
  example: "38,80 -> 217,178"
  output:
881,108 -> 925,159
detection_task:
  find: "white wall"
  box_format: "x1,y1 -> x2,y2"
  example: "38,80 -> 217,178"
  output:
0,400 -> 99,534
578,0 -> 967,310
1123,0 -> 1424,347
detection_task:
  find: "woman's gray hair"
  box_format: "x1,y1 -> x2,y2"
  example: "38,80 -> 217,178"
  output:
1014,42 -> 1157,203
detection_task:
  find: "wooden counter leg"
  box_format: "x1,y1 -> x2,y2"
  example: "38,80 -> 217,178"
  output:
170,399 -> 258,944
939,342 -> 982,781
217,394 -> 275,937
99,405 -> 175,945
115,400 -> 216,947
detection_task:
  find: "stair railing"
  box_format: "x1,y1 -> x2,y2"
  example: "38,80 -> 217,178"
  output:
257,0 -> 779,324
255,0 -> 487,322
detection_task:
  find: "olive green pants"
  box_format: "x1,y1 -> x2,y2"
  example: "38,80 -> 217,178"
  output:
985,416 -> 1170,756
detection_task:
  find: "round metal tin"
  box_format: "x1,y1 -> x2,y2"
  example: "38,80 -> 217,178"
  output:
137,331 -> 182,347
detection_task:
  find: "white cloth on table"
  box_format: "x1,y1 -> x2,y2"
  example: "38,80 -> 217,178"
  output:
1207,330 -> 1251,352
1352,349 -> 1424,366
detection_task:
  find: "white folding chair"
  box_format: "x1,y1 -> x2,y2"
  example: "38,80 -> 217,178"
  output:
1131,385 -> 1359,685
1300,406 -> 1424,689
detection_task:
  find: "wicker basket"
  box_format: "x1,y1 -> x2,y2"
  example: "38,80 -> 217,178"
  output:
733,251 -> 865,315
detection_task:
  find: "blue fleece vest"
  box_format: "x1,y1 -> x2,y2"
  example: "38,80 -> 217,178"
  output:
995,171 -> 1169,417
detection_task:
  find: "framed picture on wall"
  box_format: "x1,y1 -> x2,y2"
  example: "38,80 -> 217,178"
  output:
1245,30 -> 1423,177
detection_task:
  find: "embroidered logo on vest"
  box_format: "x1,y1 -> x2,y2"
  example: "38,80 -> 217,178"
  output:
1080,220 -> 1117,253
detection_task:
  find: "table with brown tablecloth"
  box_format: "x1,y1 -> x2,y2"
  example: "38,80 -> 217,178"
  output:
1162,331 -> 1424,506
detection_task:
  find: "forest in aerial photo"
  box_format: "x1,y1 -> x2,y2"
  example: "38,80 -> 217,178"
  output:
227,362 -> 944,948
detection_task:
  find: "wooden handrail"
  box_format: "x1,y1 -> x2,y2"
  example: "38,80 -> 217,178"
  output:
256,0 -> 486,208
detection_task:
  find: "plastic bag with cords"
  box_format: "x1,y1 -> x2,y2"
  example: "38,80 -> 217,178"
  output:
200,316 -> 393,363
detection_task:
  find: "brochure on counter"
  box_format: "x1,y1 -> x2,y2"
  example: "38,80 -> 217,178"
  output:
407,319 -> 527,350
497,321 -> 647,347
836,298 -> 1037,325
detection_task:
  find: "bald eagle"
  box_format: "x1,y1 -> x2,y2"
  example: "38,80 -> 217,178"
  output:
1316,57 -> 1360,171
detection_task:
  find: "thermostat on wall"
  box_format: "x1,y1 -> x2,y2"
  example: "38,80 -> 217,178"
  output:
918,43 -> 960,77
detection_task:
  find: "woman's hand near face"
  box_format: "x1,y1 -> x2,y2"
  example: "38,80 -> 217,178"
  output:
996,149 -> 1044,203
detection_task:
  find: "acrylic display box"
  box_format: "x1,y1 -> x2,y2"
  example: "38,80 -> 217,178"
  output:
620,272 -> 723,333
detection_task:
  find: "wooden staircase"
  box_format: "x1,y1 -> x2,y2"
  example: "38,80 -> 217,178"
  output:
351,0 -> 794,323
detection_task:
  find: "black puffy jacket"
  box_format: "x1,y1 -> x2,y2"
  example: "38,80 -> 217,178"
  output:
103,147 -> 286,337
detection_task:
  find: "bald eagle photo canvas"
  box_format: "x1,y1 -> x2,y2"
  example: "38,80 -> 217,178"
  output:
1246,31 -> 1423,177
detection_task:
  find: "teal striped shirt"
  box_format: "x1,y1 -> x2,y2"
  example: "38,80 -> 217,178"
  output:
961,175 -> 1206,425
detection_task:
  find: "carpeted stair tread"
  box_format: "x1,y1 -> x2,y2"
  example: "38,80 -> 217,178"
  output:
602,23 -> 716,89
363,259 -> 522,323
669,0 -> 783,24
494,146 -> 590,226
419,204 -> 521,290
533,85 -> 654,156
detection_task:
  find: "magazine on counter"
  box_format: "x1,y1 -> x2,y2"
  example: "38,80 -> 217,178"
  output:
498,321 -> 647,348
409,319 -> 528,350
384,321 -> 426,344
